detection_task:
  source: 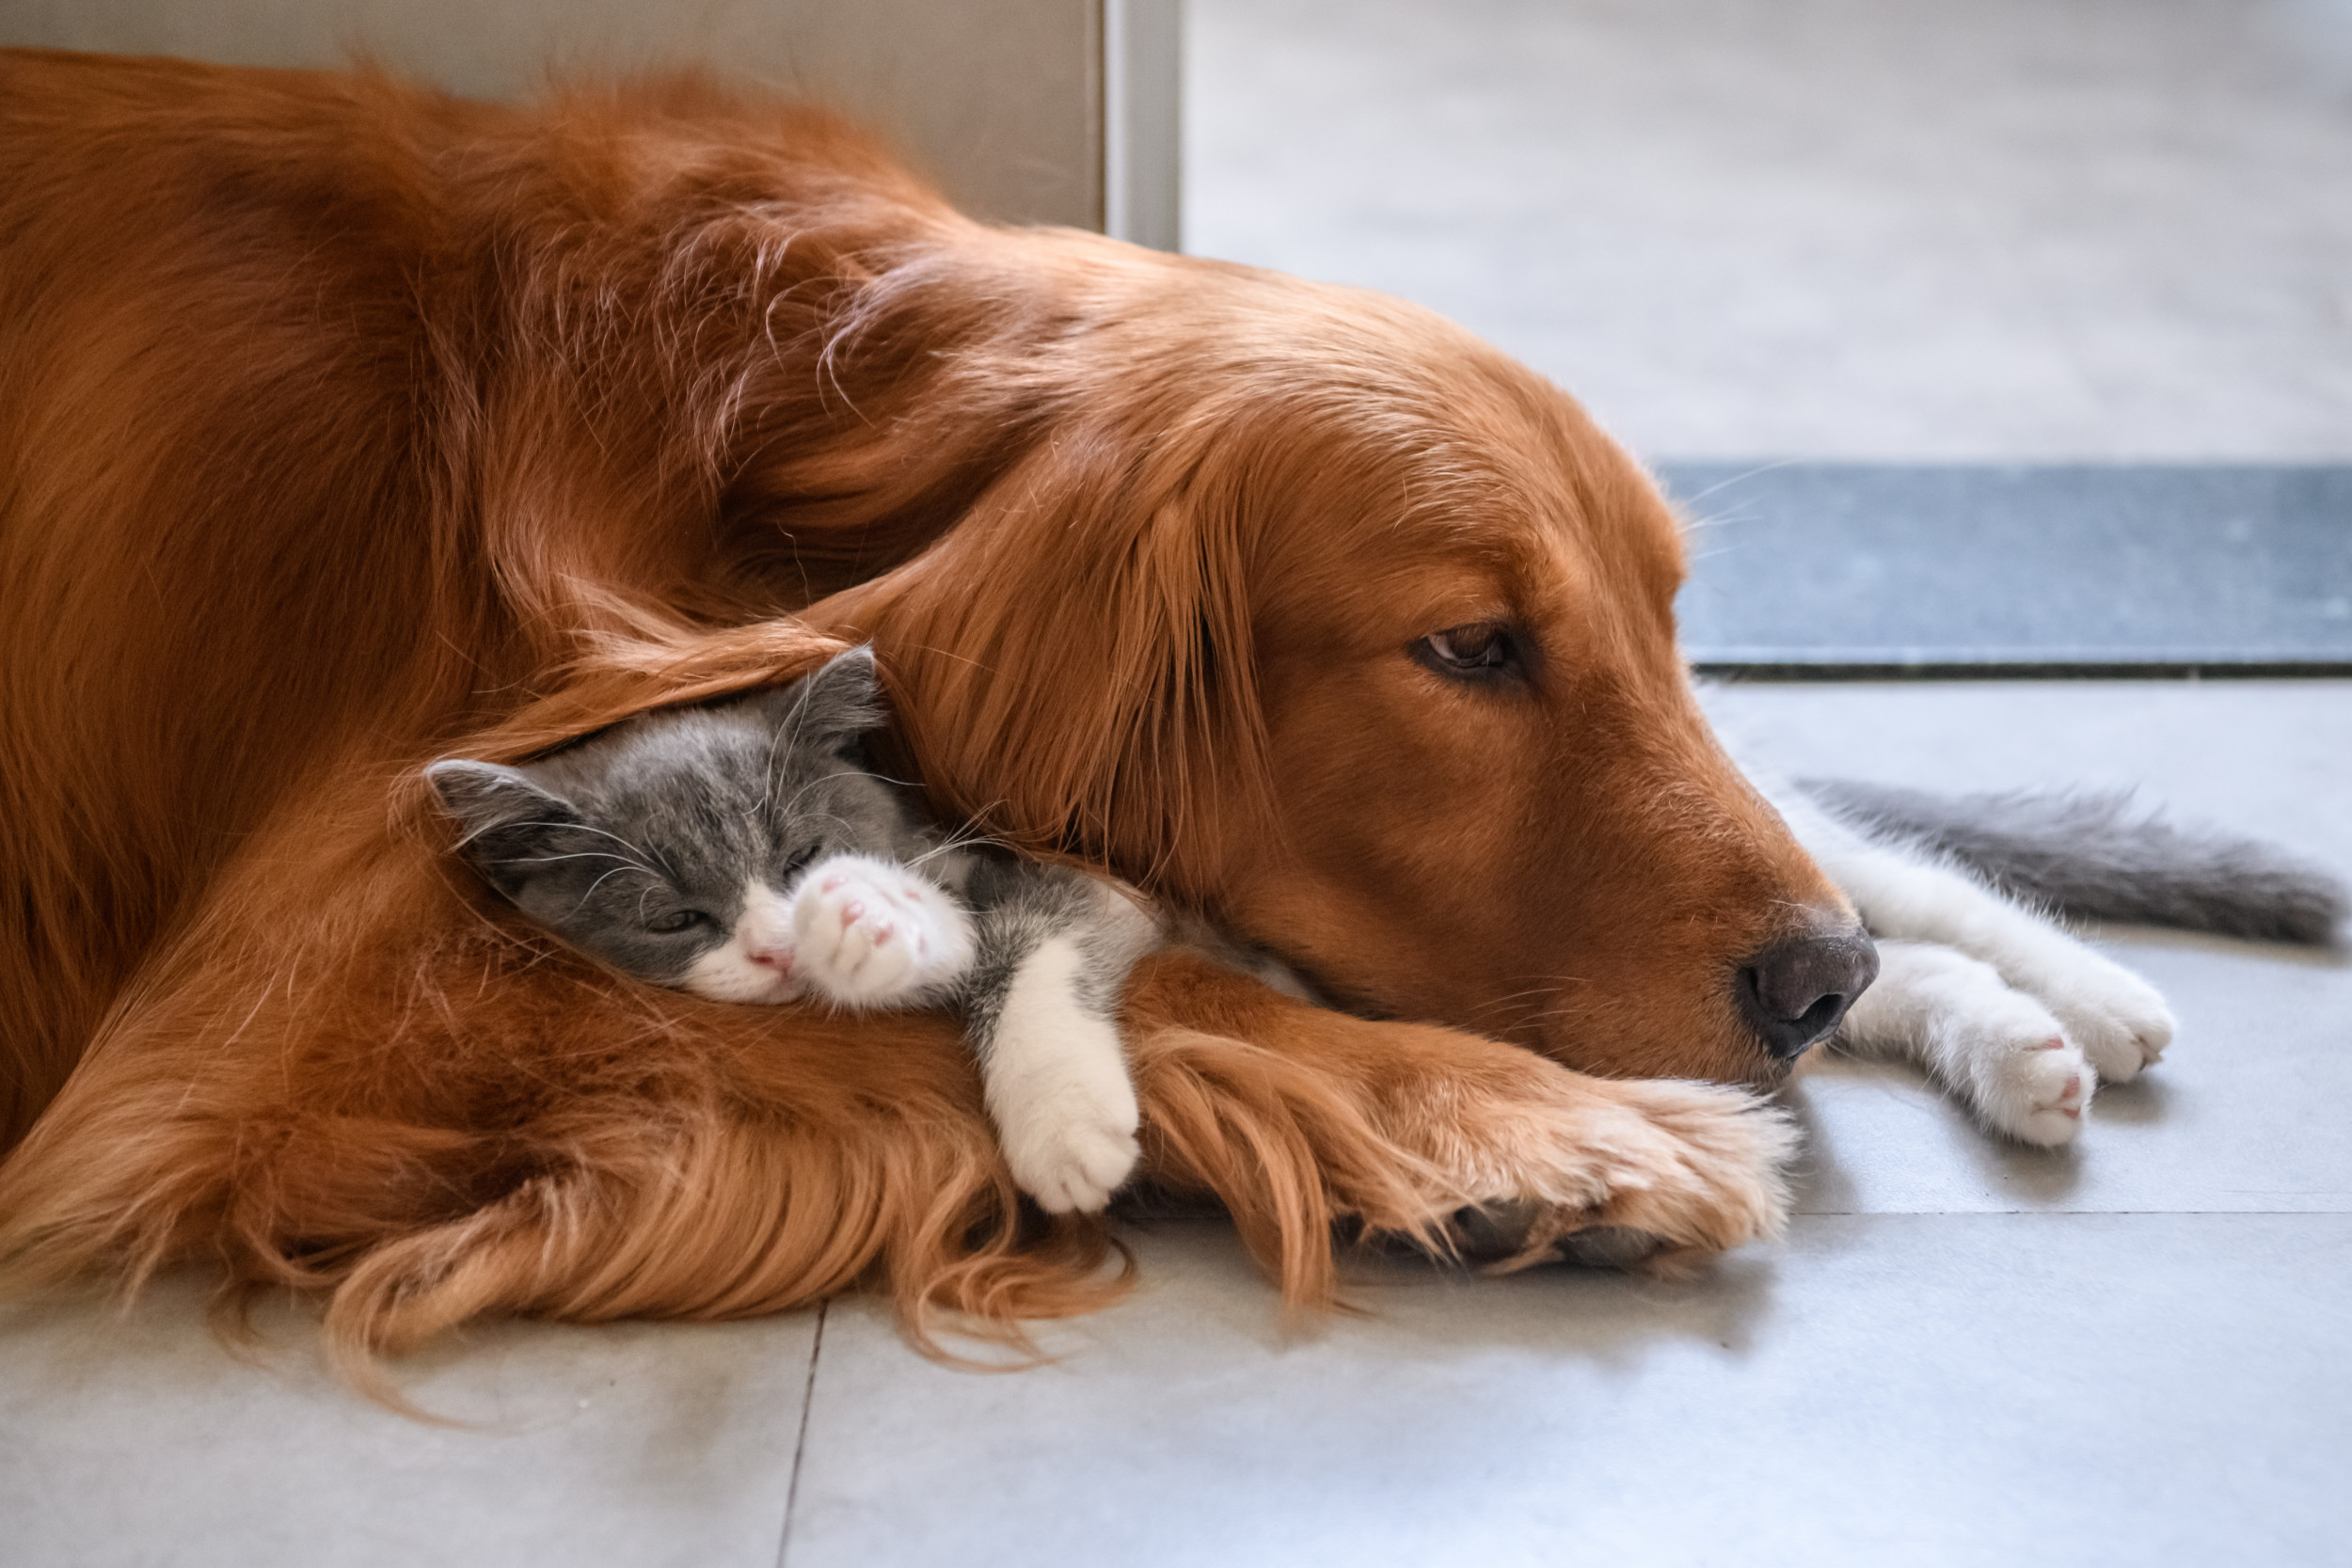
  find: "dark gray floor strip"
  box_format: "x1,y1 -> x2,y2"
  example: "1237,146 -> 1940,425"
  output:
1694,659 -> 2352,681
1659,463 -> 2352,673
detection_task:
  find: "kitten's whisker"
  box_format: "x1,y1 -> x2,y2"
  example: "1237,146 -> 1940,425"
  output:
494,850 -> 653,872
775,666 -> 831,757
933,798 -> 1018,849
469,818 -> 660,867
768,772 -> 839,820
756,692 -> 825,813
903,821 -> 1015,868
570,863 -> 644,911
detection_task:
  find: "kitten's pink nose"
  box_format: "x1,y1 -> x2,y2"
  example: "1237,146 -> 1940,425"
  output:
748,944 -> 794,974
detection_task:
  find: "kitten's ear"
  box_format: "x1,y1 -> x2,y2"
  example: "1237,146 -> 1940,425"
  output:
423,759 -> 580,899
767,644 -> 886,755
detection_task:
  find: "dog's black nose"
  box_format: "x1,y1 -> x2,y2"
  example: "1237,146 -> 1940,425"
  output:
1737,927 -> 1879,1059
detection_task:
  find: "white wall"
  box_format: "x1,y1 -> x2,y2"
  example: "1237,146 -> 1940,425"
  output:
0,0 -> 1180,240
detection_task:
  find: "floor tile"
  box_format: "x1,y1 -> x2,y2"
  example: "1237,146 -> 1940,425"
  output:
0,1273 -> 818,1568
1188,0 -> 2352,459
1705,679 -> 2352,1214
1698,679 -> 2352,878
0,7 -> 2344,1563
785,1214 -> 2352,1568
1790,929 -> 2352,1213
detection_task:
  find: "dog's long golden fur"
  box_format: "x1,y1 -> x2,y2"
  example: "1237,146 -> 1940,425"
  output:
0,51 -> 1844,1373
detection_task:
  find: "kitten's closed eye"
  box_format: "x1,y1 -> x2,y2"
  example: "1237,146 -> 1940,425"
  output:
644,909 -> 710,934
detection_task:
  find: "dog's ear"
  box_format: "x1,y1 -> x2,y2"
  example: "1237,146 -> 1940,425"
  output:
423,760 -> 582,900
752,643 -> 886,758
813,429 -> 1271,889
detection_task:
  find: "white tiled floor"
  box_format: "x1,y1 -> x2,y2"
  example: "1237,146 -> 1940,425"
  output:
8,5 -> 2352,1564
1712,681 -> 2352,1221
789,1215 -> 2352,1568
1187,0 -> 2352,460
782,682 -> 2352,1565
0,1278 -> 818,1568
6,683 -> 2344,1567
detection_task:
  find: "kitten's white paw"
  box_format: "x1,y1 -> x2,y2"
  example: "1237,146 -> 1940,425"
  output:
1842,940 -> 2092,1146
985,940 -> 1141,1214
2025,947 -> 2176,1084
790,854 -> 972,1006
999,1070 -> 1142,1215
1925,962 -> 2093,1147
1973,1014 -> 2093,1148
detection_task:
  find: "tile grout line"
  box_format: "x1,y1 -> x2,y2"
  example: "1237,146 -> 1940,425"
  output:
775,1299 -> 828,1568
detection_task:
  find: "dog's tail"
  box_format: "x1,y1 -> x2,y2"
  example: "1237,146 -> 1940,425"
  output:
1798,780 -> 2347,947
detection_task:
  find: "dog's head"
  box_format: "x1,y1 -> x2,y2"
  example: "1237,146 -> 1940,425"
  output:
816,245 -> 1872,1086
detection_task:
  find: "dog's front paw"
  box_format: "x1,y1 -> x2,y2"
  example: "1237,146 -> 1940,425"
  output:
2026,947 -> 2176,1084
790,855 -> 972,1006
1491,1078 -> 1799,1272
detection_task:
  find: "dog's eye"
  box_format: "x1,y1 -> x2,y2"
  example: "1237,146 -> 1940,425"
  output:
1414,623 -> 1523,681
644,909 -> 709,935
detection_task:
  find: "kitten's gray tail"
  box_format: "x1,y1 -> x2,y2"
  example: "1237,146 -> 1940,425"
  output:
1799,779 -> 2348,947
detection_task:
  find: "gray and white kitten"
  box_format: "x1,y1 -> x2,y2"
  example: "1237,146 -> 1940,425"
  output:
424,647 -> 1154,1213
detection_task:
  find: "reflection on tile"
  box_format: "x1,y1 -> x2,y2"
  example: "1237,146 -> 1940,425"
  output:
0,1272 -> 817,1568
1791,930 -> 2352,1214
787,1216 -> 2350,1568
1700,680 -> 2352,1213
776,679 -> 2351,1565
1189,0 -> 2352,459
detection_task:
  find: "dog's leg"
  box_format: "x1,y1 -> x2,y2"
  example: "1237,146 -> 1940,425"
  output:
1777,790 -> 2176,1083
0,939 -> 1799,1390
1124,954 -> 1799,1286
1836,940 -> 2090,1146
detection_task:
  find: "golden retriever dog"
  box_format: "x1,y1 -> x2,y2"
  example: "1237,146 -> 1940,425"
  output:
0,51 -> 1878,1379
